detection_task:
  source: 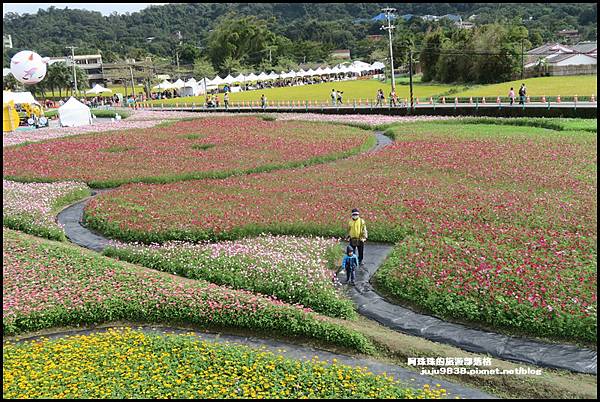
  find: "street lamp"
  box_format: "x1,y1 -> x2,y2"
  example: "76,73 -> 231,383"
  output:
380,7 -> 396,92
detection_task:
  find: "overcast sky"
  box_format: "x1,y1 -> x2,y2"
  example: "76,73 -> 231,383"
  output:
3,3 -> 167,16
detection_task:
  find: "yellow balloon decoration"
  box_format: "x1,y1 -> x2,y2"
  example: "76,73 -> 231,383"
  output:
3,101 -> 20,132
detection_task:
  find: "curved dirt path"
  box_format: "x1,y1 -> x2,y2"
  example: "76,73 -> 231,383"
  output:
6,324 -> 495,399
55,129 -> 596,375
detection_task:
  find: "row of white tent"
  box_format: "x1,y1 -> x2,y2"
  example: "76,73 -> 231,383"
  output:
153,61 -> 386,92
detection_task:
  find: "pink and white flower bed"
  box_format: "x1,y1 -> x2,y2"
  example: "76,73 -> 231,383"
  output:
3,180 -> 90,240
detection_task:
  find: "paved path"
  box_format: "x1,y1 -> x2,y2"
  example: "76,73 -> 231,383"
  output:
336,243 -> 597,375
8,325 -> 496,399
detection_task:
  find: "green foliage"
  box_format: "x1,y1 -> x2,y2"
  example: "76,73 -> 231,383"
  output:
419,23 -> 529,84
3,3 -> 595,78
207,14 -> 279,73
3,229 -> 375,354
192,58 -> 216,80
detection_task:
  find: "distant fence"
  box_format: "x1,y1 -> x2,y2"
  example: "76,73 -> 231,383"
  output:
135,99 -> 597,119
546,65 -> 597,76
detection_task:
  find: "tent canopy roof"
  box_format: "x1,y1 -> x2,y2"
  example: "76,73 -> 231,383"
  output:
3,90 -> 39,105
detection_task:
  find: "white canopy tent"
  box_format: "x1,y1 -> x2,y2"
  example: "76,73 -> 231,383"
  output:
245,73 -> 258,82
322,67 -> 333,74
86,84 -> 112,94
233,73 -> 246,83
58,97 -> 92,127
210,75 -> 226,86
350,60 -> 373,72
314,67 -> 324,75
267,71 -> 279,80
172,79 -> 186,89
153,80 -> 175,90
181,78 -> 203,97
3,90 -> 40,105
338,65 -> 351,74
256,72 -> 269,80
371,61 -> 385,70
223,74 -> 236,84
305,68 -> 316,76
199,77 -> 218,91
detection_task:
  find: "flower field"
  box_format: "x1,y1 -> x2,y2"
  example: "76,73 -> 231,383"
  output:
3,116 -> 374,188
83,121 -> 596,342
104,235 -> 355,319
2,228 -> 374,352
2,119 -> 163,147
3,180 -> 90,241
2,328 -> 444,399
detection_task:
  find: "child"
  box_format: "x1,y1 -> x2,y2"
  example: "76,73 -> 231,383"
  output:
341,245 -> 359,285
508,87 -> 515,105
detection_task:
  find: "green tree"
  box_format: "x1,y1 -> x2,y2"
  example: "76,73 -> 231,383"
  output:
207,14 -> 277,70
45,62 -> 71,98
420,29 -> 445,82
3,73 -> 19,91
193,58 -> 216,79
221,56 -> 245,76
177,43 -> 202,65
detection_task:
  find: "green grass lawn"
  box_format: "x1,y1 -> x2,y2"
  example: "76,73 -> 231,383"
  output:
148,79 -> 456,105
145,75 -> 596,105
453,75 -> 597,97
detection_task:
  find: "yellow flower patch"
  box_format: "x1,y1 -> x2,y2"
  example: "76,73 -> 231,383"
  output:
3,328 -> 447,399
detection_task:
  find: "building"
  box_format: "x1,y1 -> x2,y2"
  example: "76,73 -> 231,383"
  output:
421,15 -> 440,22
330,49 -> 351,60
371,12 -> 397,22
525,42 -> 596,76
458,21 -> 475,29
366,35 -> 384,42
3,34 -> 13,49
572,41 -> 597,56
557,29 -> 580,44
48,54 -> 104,84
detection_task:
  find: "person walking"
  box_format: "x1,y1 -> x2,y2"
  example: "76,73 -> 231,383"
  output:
336,90 -> 344,105
346,208 -> 368,266
341,245 -> 359,285
331,89 -> 337,106
223,92 -> 229,110
260,94 -> 267,109
389,89 -> 397,107
375,89 -> 384,106
518,83 -> 527,105
508,87 -> 515,105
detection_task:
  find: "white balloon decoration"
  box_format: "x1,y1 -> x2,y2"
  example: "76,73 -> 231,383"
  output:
10,50 -> 49,85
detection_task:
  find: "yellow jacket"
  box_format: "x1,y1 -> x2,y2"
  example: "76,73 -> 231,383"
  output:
348,218 -> 367,241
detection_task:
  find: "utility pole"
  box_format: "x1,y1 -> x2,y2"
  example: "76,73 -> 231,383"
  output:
520,38 -> 524,80
129,64 -> 135,97
409,48 -> 414,110
65,46 -> 78,96
381,7 -> 397,92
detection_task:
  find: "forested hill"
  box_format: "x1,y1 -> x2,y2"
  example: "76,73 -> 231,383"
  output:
3,2 -> 597,66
